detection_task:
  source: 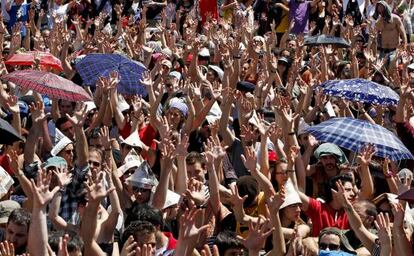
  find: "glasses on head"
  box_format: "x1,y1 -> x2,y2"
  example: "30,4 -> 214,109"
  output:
132,187 -> 151,193
88,160 -> 101,168
319,243 -> 340,251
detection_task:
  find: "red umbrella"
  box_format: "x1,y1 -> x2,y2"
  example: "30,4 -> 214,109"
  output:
5,51 -> 63,72
1,70 -> 92,101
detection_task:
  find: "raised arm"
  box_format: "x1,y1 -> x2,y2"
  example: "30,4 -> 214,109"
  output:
66,104 -> 89,168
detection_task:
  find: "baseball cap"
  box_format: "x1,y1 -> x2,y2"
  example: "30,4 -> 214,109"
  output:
0,200 -> 20,225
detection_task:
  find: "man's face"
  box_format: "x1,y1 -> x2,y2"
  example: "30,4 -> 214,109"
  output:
134,232 -> 156,250
319,233 -> 340,251
187,162 -> 205,182
6,222 -> 28,250
224,248 -> 244,256
320,155 -> 338,174
60,121 -> 75,140
88,151 -> 102,173
132,186 -> 152,204
341,181 -> 356,203
59,101 -> 74,116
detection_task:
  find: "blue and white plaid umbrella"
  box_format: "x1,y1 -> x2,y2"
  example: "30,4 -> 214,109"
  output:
75,53 -> 147,96
320,78 -> 399,106
305,117 -> 413,161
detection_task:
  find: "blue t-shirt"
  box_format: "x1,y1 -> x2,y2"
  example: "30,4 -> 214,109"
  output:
8,3 -> 30,37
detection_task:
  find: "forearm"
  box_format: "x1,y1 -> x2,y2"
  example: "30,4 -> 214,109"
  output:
28,207 -> 49,256
49,192 -> 69,230
24,123 -> 41,165
101,189 -> 121,241
358,163 -> 374,200
259,135 -> 269,178
81,201 -> 103,256
343,204 -> 376,251
152,160 -> 172,209
271,212 -> 285,256
207,163 -> 221,211
175,156 -> 188,195
75,128 -> 88,168
251,168 -> 275,199
392,226 -> 411,256
11,112 -> 21,136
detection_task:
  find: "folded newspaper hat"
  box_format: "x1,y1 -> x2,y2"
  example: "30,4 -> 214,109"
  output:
126,161 -> 158,189
117,149 -> 143,177
51,129 -> 72,156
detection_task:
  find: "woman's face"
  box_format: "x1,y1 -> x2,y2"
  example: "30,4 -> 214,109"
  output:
167,108 -> 184,129
274,162 -> 289,185
283,203 -> 302,222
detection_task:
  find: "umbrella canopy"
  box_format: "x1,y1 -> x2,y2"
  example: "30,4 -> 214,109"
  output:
0,118 -> 24,145
304,34 -> 351,48
305,117 -> 413,161
1,70 -> 92,101
75,53 -> 147,96
5,51 -> 63,72
397,189 -> 414,203
320,78 -> 399,106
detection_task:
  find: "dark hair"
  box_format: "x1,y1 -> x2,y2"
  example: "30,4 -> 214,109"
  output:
324,174 -> 354,203
89,146 -> 103,160
125,204 -> 164,229
48,230 -> 84,253
215,230 -> 244,255
186,151 -> 206,168
122,221 -> 156,244
236,176 -> 259,208
57,99 -> 76,108
354,200 -> 377,219
7,209 -> 31,229
55,116 -> 71,131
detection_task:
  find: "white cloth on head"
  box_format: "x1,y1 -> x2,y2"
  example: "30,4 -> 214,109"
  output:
51,129 -> 72,156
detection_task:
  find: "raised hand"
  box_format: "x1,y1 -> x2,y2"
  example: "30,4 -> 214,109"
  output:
53,167 -> 72,188
391,203 -> 405,228
185,179 -> 206,206
176,133 -> 189,157
229,185 -> 247,210
31,169 -> 60,208
66,104 -> 88,128
287,146 -> 300,165
136,244 -> 154,256
239,217 -> 274,254
30,101 -> 46,124
86,171 -> 115,202
374,213 -> 392,248
5,95 -> 19,114
241,146 -> 258,172
268,185 -> 286,213
99,126 -> 111,150
178,207 -> 209,244
120,236 -> 137,256
0,240 -> 15,256
200,244 -> 219,256
357,144 -> 375,166
57,234 -> 70,256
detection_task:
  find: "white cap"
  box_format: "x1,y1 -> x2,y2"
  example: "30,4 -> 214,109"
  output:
84,101 -> 97,113
162,190 -> 181,209
408,63 -> 414,70
205,101 -> 222,124
199,48 -> 210,57
126,161 -> 158,189
117,149 -> 143,177
51,129 -> 72,156
297,117 -> 310,136
208,65 -> 224,81
121,131 -> 146,149
280,179 -> 302,209
117,94 -> 130,113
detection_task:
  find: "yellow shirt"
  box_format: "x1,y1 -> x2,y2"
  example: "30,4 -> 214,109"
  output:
236,191 -> 267,238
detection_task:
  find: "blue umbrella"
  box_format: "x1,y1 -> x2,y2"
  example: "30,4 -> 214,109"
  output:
75,53 -> 147,96
305,117 -> 413,161
320,78 -> 399,106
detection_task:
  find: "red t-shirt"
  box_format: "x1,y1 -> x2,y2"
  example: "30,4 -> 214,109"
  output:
199,0 -> 218,23
120,123 -> 157,150
305,198 -> 350,237
0,154 -> 12,175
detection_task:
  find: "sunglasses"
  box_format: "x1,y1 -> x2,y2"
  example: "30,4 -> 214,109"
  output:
319,243 -> 340,251
88,160 -> 101,167
64,149 -> 74,154
132,187 -> 151,193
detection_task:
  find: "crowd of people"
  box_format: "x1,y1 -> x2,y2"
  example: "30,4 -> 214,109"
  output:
0,0 -> 412,255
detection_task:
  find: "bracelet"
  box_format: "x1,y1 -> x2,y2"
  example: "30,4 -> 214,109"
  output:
288,132 -> 295,135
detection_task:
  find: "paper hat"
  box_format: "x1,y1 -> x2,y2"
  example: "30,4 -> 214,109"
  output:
208,65 -> 224,81
84,101 -> 97,113
199,48 -> 210,57
126,161 -> 158,189
117,94 -> 130,113
280,179 -> 302,209
162,190 -> 181,209
121,131 -> 145,149
51,129 -> 72,156
117,149 -> 143,177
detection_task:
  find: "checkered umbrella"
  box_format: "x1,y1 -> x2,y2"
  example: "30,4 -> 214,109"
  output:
75,53 -> 147,96
1,70 -> 92,101
5,51 -> 63,72
305,117 -> 413,161
320,78 -> 399,106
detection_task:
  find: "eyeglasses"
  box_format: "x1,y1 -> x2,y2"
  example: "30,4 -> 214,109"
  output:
275,171 -> 288,175
319,243 -> 340,251
88,160 -> 101,167
132,187 -> 151,193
